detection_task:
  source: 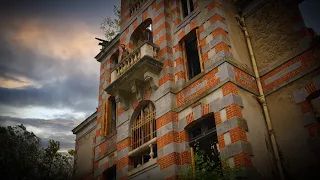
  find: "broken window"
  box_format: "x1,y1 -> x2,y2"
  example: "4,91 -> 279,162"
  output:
183,30 -> 201,80
187,114 -> 220,169
181,0 -> 194,18
103,165 -> 116,180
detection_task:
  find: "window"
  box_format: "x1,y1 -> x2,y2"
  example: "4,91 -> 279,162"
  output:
101,97 -> 117,136
131,103 -> 156,149
131,102 -> 157,168
183,29 -> 202,80
181,0 -> 194,18
187,114 -> 220,168
111,51 -> 119,65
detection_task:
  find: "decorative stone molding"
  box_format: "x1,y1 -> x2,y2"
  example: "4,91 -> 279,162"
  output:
144,71 -> 159,90
115,90 -> 129,110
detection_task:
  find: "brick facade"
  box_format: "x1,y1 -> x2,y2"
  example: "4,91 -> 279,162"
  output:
73,0 -> 320,179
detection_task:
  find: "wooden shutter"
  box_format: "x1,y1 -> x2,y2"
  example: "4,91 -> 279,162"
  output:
107,99 -> 112,135
101,99 -> 107,136
101,99 -> 111,136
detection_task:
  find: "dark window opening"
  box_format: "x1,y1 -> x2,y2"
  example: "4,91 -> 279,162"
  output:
191,128 -> 202,139
103,165 -> 116,180
188,115 -> 220,170
189,0 -> 194,12
181,0 -> 189,18
181,0 -> 195,18
111,51 -> 119,65
184,30 -> 201,80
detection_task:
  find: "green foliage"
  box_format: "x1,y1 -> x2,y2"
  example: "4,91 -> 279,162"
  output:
100,5 -> 120,41
0,125 -> 74,180
181,147 -> 239,180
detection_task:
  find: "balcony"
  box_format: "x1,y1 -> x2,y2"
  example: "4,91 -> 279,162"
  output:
130,0 -> 150,16
105,42 -> 162,108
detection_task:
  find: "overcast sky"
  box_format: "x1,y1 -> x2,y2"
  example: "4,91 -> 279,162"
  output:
0,0 -> 318,152
0,0 -> 119,151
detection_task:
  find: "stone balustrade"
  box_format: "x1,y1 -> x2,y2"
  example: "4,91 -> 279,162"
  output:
110,42 -> 159,84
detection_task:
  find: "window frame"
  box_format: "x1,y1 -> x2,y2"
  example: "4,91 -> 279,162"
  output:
181,28 -> 204,81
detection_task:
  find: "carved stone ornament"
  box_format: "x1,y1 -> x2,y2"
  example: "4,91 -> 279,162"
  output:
131,80 -> 144,101
144,71 -> 159,90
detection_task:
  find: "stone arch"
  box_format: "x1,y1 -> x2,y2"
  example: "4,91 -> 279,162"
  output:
130,100 -> 155,127
129,18 -> 153,50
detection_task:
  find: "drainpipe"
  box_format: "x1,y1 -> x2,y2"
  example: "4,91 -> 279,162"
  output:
235,15 -> 286,180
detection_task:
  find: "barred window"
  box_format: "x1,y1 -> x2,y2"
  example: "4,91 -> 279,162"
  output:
131,103 -> 156,150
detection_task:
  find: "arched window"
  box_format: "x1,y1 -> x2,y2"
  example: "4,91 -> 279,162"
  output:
101,96 -> 117,136
131,102 -> 156,149
130,102 -> 157,168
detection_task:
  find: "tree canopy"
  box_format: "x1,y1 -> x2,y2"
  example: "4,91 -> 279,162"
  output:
0,124 -> 74,180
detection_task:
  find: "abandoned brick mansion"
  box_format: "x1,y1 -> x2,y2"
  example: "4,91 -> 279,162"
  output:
72,0 -> 320,179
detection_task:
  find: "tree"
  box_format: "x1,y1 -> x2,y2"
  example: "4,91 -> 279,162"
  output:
0,125 -> 43,180
100,5 -> 120,41
181,147 -> 239,180
0,125 -> 73,180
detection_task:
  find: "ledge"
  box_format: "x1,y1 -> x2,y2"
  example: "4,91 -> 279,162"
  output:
127,158 -> 157,177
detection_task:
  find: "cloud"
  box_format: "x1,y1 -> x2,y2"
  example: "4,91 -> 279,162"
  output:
0,18 -> 100,115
